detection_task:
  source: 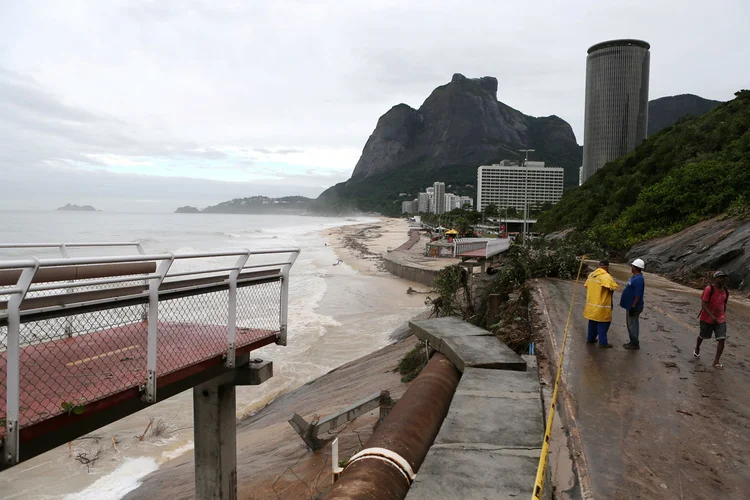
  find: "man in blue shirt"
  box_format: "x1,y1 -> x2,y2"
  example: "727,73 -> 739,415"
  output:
620,258 -> 645,349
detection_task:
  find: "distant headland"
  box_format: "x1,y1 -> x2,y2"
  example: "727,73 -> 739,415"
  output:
56,204 -> 99,212
174,196 -> 311,214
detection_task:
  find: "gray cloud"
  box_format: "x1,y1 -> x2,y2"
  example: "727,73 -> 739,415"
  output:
1,0 -> 748,212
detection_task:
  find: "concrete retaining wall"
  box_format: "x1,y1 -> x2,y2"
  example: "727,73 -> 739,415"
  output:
406,317 -> 546,499
382,252 -> 440,288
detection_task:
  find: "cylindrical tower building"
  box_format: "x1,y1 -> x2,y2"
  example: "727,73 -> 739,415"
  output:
582,39 -> 650,183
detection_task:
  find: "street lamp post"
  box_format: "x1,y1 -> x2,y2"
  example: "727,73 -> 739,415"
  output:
519,149 -> 535,246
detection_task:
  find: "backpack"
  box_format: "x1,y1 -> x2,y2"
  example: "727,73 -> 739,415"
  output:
698,285 -> 728,318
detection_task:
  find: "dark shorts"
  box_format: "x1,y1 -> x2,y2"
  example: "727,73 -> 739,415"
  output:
699,321 -> 727,341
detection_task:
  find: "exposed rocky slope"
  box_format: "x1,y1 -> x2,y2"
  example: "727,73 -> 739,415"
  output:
316,74 -> 582,215
628,217 -> 750,291
648,94 -> 723,135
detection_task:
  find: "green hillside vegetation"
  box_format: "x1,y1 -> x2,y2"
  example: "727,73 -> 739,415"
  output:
536,90 -> 750,249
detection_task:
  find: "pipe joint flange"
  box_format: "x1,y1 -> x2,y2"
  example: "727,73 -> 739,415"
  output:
345,447 -> 416,484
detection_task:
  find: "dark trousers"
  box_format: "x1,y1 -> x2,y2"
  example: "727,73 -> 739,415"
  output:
626,310 -> 642,346
587,320 -> 611,345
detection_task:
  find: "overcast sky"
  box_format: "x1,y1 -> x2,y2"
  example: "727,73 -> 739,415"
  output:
1,0 -> 748,212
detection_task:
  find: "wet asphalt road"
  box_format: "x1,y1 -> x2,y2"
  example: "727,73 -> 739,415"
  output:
536,268 -> 750,500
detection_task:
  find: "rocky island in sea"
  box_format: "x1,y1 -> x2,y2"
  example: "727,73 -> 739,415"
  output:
175,206 -> 201,213
56,203 -> 99,212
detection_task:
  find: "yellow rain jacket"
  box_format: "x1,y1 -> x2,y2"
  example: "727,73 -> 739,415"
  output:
584,268 -> 618,322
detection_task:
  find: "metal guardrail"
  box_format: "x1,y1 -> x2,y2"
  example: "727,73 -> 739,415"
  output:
0,243 -> 299,466
454,238 -> 493,257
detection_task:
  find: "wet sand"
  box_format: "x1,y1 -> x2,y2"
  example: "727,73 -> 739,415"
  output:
324,218 -> 415,275
325,218 -> 462,276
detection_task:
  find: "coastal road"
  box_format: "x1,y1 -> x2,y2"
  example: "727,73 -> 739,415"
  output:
535,269 -> 750,500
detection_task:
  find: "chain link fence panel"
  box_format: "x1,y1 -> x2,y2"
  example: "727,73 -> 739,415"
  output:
1,273 -> 284,438
156,288 -> 230,377
237,280 -> 281,347
15,304 -> 147,429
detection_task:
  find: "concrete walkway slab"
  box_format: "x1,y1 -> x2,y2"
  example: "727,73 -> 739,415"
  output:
436,368 -> 543,449
457,366 -> 539,396
437,394 -> 543,448
409,316 -> 493,349
441,335 -> 526,372
406,446 -> 540,500
410,317 -> 526,372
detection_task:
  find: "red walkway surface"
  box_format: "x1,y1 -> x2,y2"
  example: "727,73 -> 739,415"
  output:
0,322 -> 277,437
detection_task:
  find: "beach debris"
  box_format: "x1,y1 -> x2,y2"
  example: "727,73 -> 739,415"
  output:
138,420 -> 153,441
289,391 -> 391,450
148,417 -> 170,439
75,450 -> 101,472
677,409 -> 693,416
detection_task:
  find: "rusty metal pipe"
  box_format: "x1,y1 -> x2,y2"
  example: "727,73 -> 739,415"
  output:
0,262 -> 157,286
326,352 -> 461,500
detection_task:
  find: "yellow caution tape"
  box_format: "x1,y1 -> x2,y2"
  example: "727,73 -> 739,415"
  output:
531,256 -> 586,500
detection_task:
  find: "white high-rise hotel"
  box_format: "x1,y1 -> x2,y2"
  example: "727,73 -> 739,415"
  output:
476,161 -> 564,213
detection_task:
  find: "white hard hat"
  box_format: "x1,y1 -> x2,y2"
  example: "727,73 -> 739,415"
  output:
631,258 -> 645,269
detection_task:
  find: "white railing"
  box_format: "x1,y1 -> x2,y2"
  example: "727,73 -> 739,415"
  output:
454,238 -> 493,257
486,239 -> 511,258
0,243 -> 299,466
0,241 -> 145,258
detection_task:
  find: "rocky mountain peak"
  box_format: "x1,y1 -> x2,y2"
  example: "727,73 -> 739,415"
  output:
349,74 -> 580,186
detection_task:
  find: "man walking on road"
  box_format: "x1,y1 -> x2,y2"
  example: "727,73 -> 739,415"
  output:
694,271 -> 730,369
584,259 -> 618,348
620,259 -> 646,350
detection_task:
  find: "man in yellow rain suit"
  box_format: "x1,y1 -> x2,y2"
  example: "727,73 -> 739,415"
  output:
584,259 -> 618,348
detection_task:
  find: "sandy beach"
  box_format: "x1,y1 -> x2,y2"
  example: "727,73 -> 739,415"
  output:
324,218 -> 461,276
324,218 -> 413,275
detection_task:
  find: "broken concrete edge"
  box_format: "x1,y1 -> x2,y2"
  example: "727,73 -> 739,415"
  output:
288,390 -> 393,451
410,317 -> 527,373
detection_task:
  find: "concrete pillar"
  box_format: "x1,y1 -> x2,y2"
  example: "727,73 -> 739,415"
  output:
488,294 -> 503,329
193,380 -> 237,500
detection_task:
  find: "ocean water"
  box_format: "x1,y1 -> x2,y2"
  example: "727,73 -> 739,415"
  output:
0,211 -> 427,499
